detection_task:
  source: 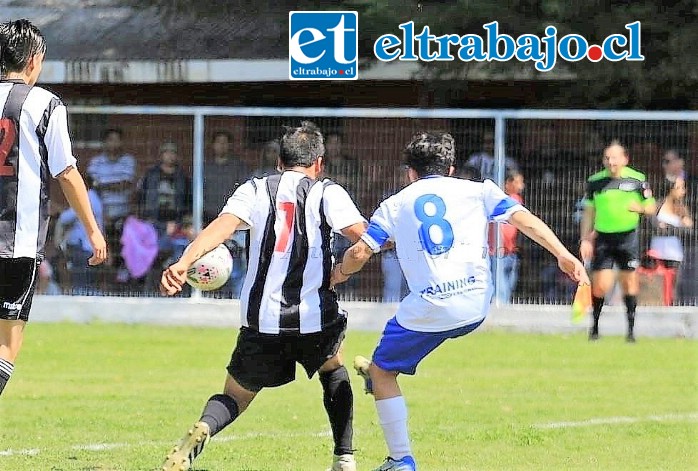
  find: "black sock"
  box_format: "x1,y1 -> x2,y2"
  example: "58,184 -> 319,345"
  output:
0,359 -> 14,396
189,393 -> 240,463
320,366 -> 354,456
624,295 -> 637,334
200,393 -> 240,437
591,296 -> 604,332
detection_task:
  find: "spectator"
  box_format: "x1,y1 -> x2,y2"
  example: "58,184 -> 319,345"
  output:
55,176 -> 104,294
649,178 -> 694,302
134,142 -> 191,292
467,130 -> 519,182
203,131 -> 250,299
324,132 -> 361,299
488,169 -> 525,304
660,151 -> 697,304
87,128 -> 136,284
136,142 -> 191,229
251,139 -> 280,178
203,131 -> 250,223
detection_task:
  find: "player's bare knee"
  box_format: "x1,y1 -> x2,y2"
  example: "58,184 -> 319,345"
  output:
222,375 -> 256,412
319,353 -> 344,373
368,362 -> 396,381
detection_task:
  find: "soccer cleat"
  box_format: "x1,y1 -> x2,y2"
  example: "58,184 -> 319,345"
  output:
626,333 -> 636,343
327,453 -> 357,471
353,355 -> 373,394
161,421 -> 210,471
372,455 -> 417,471
588,329 -> 599,341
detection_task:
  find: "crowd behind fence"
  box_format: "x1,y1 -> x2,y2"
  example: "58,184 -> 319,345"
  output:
37,107 -> 698,306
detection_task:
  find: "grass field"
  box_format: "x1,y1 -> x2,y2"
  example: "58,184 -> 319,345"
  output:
0,323 -> 696,471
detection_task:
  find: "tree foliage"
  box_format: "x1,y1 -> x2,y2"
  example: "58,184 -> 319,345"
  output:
123,0 -> 698,108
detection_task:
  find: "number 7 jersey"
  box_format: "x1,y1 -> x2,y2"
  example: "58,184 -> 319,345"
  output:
362,176 -> 527,332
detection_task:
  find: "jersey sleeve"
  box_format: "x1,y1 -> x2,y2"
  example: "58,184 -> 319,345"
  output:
220,180 -> 256,228
45,104 -> 77,177
361,198 -> 396,253
322,183 -> 366,233
482,179 -> 528,222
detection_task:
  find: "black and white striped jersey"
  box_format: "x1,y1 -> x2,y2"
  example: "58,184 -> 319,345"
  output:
0,79 -> 76,259
221,171 -> 365,335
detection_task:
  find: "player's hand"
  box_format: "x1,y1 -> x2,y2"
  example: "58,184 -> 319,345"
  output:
579,239 -> 594,263
87,230 -> 107,266
627,201 -> 645,213
330,264 -> 350,289
160,261 -> 188,296
557,253 -> 590,285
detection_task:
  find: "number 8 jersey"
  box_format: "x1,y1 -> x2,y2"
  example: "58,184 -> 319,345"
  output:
362,176 -> 527,332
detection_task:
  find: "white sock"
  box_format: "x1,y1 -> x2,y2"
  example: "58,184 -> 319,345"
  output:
375,396 -> 412,460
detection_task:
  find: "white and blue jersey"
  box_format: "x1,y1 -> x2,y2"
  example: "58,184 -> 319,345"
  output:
362,176 -> 527,332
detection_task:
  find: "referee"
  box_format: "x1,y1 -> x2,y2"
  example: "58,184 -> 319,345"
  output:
580,140 -> 656,342
0,19 -> 107,397
159,122 -> 366,471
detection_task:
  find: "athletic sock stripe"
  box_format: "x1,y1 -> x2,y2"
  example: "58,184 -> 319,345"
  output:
0,359 -> 13,378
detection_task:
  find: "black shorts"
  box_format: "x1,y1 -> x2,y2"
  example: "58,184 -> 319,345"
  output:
0,257 -> 40,322
227,316 -> 347,392
591,230 -> 640,272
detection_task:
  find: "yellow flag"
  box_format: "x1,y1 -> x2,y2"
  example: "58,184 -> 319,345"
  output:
572,283 -> 592,324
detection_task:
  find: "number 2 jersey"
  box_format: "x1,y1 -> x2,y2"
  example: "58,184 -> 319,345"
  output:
0,80 -> 76,259
362,176 -> 527,332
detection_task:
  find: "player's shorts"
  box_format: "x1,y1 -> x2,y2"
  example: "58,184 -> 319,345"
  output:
0,257 -> 40,322
227,316 -> 347,392
372,316 -> 484,375
591,230 -> 640,271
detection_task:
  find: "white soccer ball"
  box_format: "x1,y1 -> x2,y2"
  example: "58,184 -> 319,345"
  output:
186,244 -> 233,291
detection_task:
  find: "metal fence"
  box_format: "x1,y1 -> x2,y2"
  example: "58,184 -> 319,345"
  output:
41,106 -> 698,306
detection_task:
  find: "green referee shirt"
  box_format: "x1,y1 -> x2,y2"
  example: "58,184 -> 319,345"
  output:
583,167 -> 655,233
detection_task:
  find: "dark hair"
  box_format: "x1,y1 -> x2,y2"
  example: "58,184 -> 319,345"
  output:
102,128 -> 123,141
0,19 -> 47,77
605,138 -> 628,155
404,131 -> 455,177
212,130 -> 233,142
279,121 -> 325,168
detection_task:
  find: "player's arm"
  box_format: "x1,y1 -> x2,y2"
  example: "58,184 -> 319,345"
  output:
161,180 -> 254,295
47,104 -> 107,265
509,211 -> 589,284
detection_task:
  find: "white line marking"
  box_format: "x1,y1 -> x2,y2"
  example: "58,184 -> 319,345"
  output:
534,412 -> 698,429
2,414 -> 696,458
0,448 -> 39,457
0,430 -> 331,457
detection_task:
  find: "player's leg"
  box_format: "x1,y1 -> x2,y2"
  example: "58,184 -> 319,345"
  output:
0,320 -> 25,396
0,258 -> 39,397
161,327 -> 292,471
589,237 -> 615,340
617,232 -> 641,342
298,318 -> 355,471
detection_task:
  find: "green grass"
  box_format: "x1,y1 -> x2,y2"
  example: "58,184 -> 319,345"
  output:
1,323 -> 696,471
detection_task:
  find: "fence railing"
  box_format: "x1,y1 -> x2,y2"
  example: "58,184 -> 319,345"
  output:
42,106 -> 698,306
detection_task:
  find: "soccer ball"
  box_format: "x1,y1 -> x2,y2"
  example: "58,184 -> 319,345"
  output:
185,244 -> 233,291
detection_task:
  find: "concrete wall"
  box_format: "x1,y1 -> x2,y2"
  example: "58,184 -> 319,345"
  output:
29,296 -> 697,339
